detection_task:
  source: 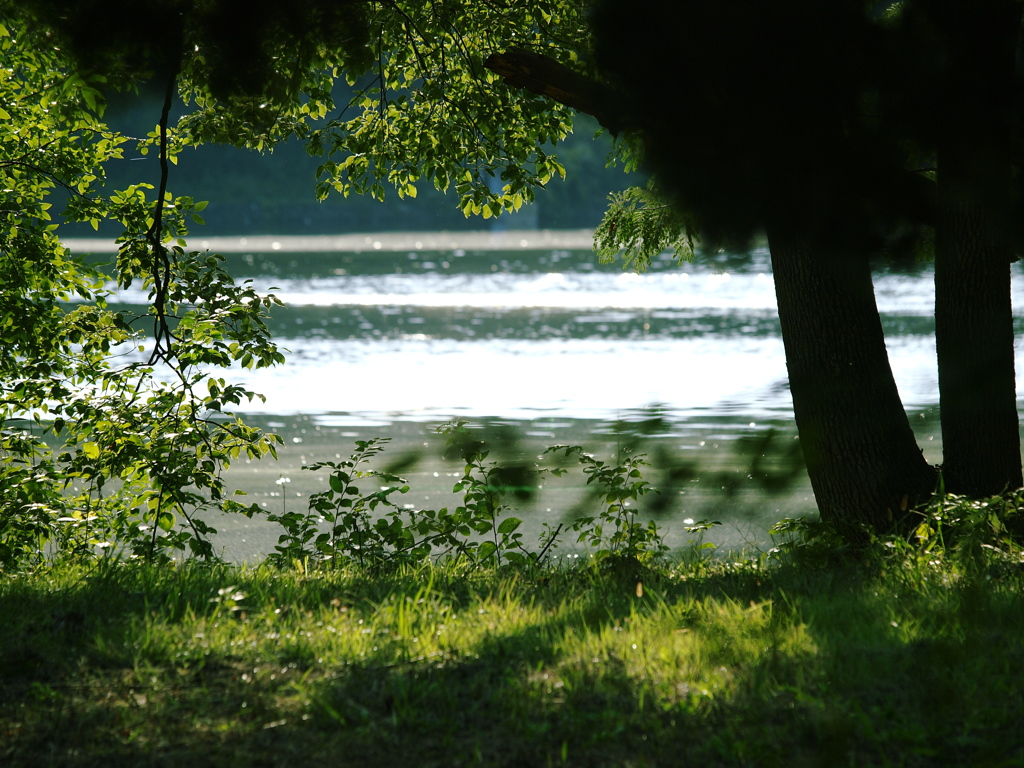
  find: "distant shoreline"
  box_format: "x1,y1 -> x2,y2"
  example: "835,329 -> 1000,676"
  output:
62,229 -> 597,254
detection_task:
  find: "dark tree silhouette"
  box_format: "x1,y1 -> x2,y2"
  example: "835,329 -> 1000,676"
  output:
584,0 -> 943,536
887,0 -> 1024,497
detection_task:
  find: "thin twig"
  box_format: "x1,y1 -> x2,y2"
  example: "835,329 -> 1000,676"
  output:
534,522 -> 563,566
145,74 -> 177,368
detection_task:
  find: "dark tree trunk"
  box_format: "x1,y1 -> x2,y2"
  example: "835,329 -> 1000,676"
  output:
933,0 -> 1023,497
769,230 -> 937,536
935,183 -> 1021,496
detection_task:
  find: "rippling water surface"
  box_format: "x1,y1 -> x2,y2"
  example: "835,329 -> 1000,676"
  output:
115,243 -> 1022,425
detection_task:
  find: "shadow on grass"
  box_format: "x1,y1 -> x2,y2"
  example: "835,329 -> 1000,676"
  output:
2,559 -> 1023,767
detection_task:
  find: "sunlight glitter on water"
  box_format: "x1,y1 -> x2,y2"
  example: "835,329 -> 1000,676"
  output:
211,333 -> 964,424
90,244 -> 1024,429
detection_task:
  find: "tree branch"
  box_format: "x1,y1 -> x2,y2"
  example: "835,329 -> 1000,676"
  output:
483,47 -> 624,134
146,75 -> 175,367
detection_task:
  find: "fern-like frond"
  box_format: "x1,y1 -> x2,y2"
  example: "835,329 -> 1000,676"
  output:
594,183 -> 699,272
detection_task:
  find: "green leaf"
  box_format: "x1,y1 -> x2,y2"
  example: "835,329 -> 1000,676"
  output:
497,517 -> 523,535
477,541 -> 497,561
157,511 -> 175,531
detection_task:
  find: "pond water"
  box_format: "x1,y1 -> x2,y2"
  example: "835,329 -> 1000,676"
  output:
71,231 -> 1024,561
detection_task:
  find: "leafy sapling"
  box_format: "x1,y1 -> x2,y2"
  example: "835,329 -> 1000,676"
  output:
299,438 -> 414,568
546,445 -> 668,563
437,421 -> 536,567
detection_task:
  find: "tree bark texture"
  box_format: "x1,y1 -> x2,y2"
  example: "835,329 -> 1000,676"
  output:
769,231 -> 938,535
934,0 -> 1023,497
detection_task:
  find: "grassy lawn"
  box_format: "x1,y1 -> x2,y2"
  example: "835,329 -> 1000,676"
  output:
2,546 -> 1023,767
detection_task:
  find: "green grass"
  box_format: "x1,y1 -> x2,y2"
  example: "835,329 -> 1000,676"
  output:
2,547 -> 1023,767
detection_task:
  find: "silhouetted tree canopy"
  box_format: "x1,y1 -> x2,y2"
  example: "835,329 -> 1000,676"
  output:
18,0 -> 371,100
590,0 -> 937,252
